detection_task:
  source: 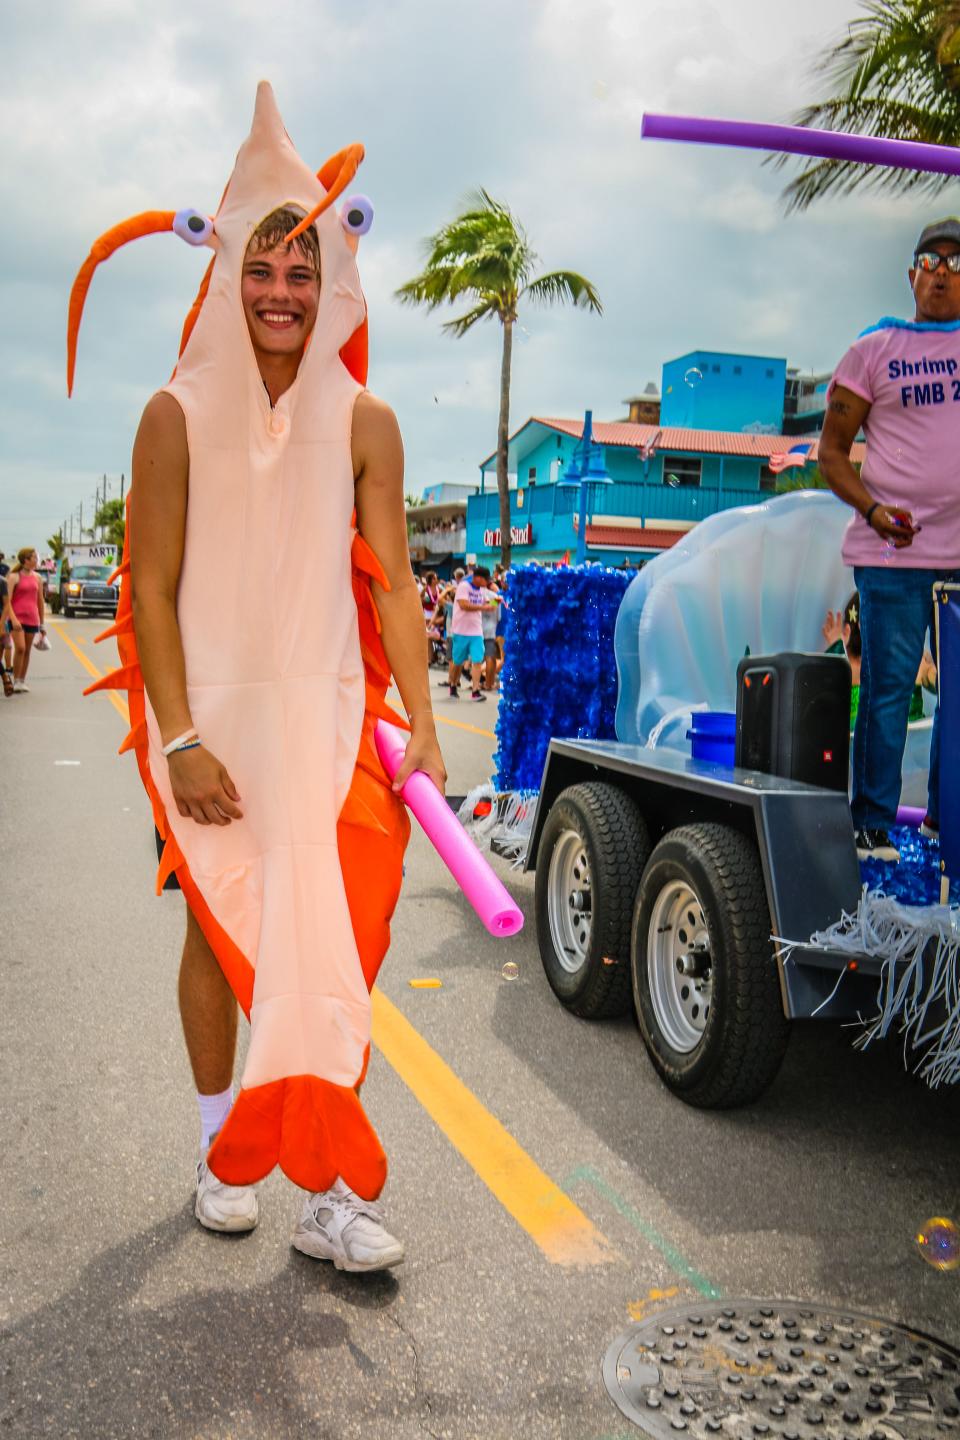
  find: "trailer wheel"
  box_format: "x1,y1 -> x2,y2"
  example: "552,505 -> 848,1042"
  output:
632,822 -> 789,1108
535,782 -> 650,1018
62,604 -> 74,618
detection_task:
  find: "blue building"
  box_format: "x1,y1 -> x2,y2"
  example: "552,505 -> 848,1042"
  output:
468,416 -> 864,567
661,350 -> 787,433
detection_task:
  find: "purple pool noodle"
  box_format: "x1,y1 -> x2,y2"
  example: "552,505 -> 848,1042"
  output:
641,113 -> 960,178
896,805 -> 925,828
374,720 -> 524,939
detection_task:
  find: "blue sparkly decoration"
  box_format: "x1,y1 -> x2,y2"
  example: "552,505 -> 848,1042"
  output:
860,826 -> 958,906
494,564 -> 633,792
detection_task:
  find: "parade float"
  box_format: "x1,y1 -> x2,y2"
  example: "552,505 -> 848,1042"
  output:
472,116 -> 960,1108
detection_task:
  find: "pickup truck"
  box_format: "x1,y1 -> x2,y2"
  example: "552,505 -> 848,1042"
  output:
60,563 -> 119,619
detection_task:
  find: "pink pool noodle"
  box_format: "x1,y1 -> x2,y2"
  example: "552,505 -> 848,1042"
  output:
374,720 -> 524,938
641,113 -> 960,178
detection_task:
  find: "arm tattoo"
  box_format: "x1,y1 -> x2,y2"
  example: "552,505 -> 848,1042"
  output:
829,398 -> 851,416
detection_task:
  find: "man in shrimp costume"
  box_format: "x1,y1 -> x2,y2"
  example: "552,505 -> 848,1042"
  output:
68,82 -> 446,1271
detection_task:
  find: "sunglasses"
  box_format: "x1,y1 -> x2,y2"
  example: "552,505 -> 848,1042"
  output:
914,250 -> 960,273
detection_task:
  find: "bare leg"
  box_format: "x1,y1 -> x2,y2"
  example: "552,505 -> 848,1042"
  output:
10,630 -> 25,681
18,633 -> 34,683
178,903 -> 237,1093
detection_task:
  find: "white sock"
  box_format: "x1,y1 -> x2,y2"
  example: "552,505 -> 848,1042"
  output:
198,1086 -> 234,1152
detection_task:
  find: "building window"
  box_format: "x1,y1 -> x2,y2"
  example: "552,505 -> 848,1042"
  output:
711,363 -> 721,373
759,464 -> 778,490
528,466 -> 536,480
663,455 -> 702,488
733,364 -> 743,376
556,435 -> 562,448
765,368 -> 774,379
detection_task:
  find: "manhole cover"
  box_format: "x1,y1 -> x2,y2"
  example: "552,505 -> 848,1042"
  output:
603,1299 -> 960,1438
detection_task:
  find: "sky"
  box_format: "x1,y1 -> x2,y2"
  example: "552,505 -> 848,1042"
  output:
1,0 -> 949,553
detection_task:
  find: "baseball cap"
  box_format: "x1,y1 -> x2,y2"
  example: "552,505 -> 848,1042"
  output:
915,217 -> 960,253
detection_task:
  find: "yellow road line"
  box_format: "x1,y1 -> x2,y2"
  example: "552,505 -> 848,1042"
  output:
435,712 -> 496,740
50,622 -> 129,724
372,989 -> 615,1267
58,637 -> 610,1266
386,689 -> 496,741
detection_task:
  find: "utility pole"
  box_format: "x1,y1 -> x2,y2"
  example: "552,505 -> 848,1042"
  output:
120,473 -> 125,506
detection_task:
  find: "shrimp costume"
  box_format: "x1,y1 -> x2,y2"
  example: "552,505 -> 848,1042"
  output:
68,82 -> 410,1198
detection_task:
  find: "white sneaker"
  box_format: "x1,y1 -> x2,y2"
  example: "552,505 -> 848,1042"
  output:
195,1151 -> 259,1233
292,1178 -> 404,1272
13,680 -> 27,693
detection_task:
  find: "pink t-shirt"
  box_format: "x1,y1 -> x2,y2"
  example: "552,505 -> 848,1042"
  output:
829,321 -> 960,568
451,578 -> 485,637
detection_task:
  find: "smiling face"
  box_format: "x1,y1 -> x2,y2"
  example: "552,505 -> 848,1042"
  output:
241,236 -> 321,366
909,241 -> 960,323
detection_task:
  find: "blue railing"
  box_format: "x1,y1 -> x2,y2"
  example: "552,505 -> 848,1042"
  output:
468,481 -> 767,534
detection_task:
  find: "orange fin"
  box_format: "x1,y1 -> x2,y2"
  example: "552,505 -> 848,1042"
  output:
94,613 -> 135,643
83,663 -> 142,696
108,560 -> 131,586
119,719 -> 147,755
156,833 -> 185,895
339,787 -> 390,835
364,684 -> 408,729
352,532 -> 390,589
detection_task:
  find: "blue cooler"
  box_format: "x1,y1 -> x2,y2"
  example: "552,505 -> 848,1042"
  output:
687,711 -> 736,767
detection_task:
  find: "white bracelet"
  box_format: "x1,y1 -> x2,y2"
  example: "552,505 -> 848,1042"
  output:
161,729 -> 198,757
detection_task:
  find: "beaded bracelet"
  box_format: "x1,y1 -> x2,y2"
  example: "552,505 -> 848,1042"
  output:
172,738 -> 202,755
864,502 -> 879,529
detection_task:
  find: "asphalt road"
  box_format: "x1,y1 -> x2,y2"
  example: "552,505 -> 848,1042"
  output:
2,616 -> 959,1440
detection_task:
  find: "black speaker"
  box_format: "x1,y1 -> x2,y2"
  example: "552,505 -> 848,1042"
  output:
735,652 -> 851,792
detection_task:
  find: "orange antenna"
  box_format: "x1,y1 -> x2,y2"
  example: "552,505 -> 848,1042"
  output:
286,144 -> 365,241
67,211 -> 177,396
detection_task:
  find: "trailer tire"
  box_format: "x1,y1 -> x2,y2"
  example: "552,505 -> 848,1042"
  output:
632,822 -> 788,1108
62,604 -> 74,618
535,782 -> 650,1018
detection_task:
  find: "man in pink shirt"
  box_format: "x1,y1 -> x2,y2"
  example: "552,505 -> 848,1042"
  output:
448,566 -> 493,701
820,218 -> 960,862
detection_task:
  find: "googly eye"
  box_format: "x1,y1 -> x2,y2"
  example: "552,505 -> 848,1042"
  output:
339,195 -> 373,237
173,208 -> 214,246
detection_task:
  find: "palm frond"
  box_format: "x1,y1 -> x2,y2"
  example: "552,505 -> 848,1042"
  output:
522,270 -> 603,314
774,0 -> 960,209
441,298 -> 501,337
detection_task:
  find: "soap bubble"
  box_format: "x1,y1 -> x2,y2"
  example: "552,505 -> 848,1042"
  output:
684,367 -> 703,388
916,1216 -> 960,1270
501,960 -> 520,981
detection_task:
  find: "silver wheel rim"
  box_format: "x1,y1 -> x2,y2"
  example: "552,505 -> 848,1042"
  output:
647,880 -> 712,1053
547,829 -> 593,974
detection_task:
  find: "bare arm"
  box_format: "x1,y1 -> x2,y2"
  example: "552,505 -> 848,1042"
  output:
353,391 -> 446,794
130,392 -> 242,825
1,582 -> 19,631
819,385 -> 916,546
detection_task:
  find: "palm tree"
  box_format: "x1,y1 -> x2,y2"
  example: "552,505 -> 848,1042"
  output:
775,0 -> 960,211
396,189 -> 601,567
46,529 -> 65,561
94,498 -> 126,550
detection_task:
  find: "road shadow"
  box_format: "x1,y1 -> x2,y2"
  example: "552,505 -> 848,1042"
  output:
490,969 -> 960,1240
0,1205 -> 417,1439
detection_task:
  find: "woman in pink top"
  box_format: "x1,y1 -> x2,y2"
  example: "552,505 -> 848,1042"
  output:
6,547 -> 46,693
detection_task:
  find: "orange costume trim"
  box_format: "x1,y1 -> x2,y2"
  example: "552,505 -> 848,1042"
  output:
69,83 -> 410,1198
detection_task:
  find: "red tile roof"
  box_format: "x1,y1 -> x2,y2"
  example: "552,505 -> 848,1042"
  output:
584,524 -> 684,552
534,416 -> 865,463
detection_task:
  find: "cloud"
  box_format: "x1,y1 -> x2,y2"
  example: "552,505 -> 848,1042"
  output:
1,0 -> 943,547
